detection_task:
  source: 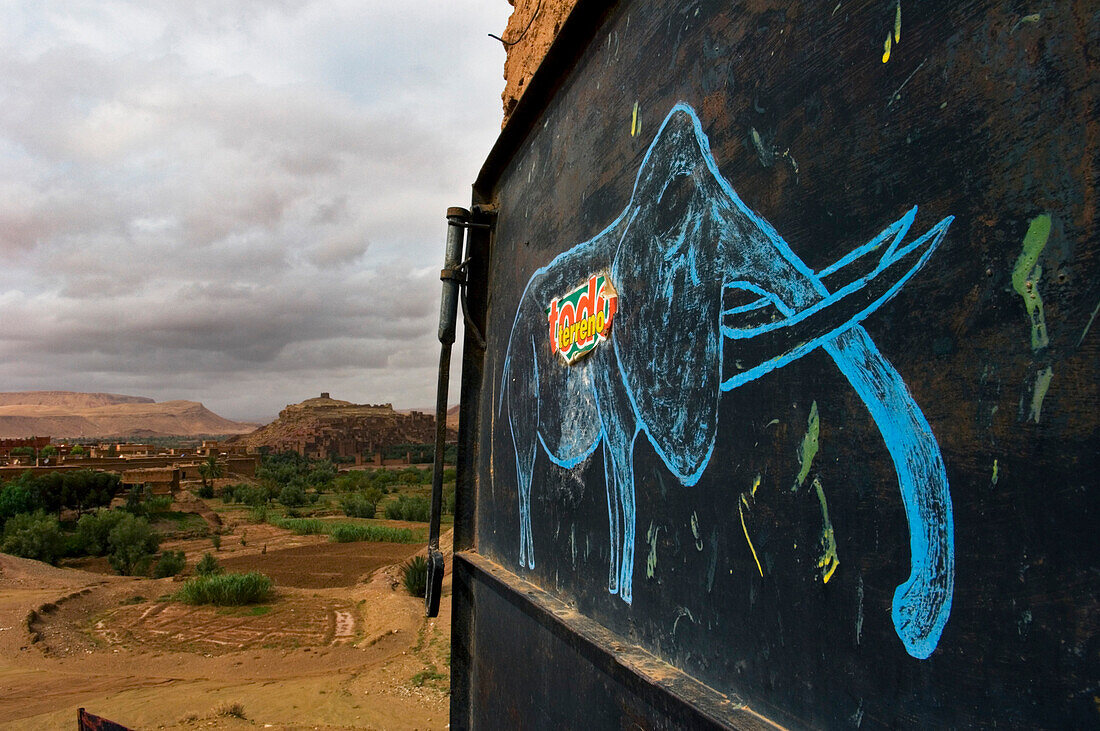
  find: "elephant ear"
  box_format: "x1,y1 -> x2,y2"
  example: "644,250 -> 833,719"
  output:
610,107 -> 726,484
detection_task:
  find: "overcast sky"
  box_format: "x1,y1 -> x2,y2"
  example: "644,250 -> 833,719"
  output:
0,0 -> 512,422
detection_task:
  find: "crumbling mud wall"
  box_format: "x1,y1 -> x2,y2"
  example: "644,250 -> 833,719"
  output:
500,0 -> 581,122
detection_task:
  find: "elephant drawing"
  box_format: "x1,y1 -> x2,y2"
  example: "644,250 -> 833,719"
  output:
497,103 -> 955,659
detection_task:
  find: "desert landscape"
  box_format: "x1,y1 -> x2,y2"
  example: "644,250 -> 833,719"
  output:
0,469 -> 455,730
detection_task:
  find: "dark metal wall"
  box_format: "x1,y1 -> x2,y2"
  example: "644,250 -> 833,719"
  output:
454,1 -> 1098,727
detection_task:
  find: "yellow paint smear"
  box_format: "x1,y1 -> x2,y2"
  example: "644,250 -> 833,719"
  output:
752,473 -> 761,498
631,101 -> 639,137
882,33 -> 892,63
739,502 -> 764,577
895,2 -> 902,43
813,477 -> 840,584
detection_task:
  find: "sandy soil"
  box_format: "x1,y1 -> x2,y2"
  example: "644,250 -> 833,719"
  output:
0,524 -> 454,730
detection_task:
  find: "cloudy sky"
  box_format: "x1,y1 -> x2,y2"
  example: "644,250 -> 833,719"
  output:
0,0 -> 513,422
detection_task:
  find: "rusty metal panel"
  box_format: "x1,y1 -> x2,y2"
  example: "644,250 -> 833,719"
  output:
455,0 -> 1098,727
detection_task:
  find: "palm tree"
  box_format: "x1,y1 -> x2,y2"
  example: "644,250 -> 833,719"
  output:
198,455 -> 224,489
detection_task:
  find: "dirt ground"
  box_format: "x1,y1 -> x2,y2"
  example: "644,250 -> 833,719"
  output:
0,522 -> 454,730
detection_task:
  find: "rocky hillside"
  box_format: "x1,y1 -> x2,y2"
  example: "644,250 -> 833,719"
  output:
233,394 -> 449,458
0,392 -> 255,438
0,391 -> 154,408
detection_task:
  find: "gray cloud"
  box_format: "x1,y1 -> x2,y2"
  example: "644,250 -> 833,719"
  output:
0,0 -> 506,420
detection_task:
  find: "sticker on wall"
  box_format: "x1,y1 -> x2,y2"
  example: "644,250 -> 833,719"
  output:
546,273 -> 618,364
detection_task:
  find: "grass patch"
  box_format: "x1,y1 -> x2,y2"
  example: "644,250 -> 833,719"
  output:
330,524 -> 418,543
402,555 -> 428,597
175,572 -> 274,606
268,515 -> 420,543
411,666 -> 447,687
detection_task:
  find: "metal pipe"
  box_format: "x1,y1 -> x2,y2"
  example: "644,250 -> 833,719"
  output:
426,206 -> 470,617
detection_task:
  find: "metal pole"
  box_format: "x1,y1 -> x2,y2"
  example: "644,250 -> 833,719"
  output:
426,206 -> 469,617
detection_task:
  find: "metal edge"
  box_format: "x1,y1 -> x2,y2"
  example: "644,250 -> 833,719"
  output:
473,0 -> 620,202
454,550 -> 788,731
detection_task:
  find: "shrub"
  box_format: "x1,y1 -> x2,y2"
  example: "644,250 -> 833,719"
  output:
74,510 -> 129,556
402,555 -> 428,597
153,549 -> 186,578
248,505 -> 268,524
239,485 -> 271,507
339,491 -> 380,519
145,495 -> 172,513
107,513 -> 160,576
176,572 -> 273,605
219,484 -> 238,503
196,552 -> 222,576
278,484 -> 307,507
384,495 -> 431,522
196,483 -> 215,499
443,485 -> 456,515
330,524 -> 417,543
211,533 -> 222,550
214,701 -> 246,719
0,481 -> 41,526
123,484 -> 147,515
1,511 -> 65,564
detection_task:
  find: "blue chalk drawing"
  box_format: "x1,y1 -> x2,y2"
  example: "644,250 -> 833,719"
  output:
496,103 -> 954,659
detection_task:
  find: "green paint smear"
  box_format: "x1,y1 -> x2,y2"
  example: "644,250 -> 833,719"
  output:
645,522 -> 660,578
1028,366 -> 1054,423
1012,214 -> 1052,351
793,401 -> 819,490
812,476 -> 840,583
991,458 -> 999,486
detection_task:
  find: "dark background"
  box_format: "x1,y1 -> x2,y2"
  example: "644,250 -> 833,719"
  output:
471,1 -> 1098,727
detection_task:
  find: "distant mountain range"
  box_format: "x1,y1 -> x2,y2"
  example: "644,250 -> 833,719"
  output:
0,391 -> 257,439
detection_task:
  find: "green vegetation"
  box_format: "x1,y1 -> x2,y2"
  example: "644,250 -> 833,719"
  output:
1,511 -> 65,564
69,445 -> 86,456
0,470 -> 119,523
198,455 -> 223,489
278,483 -> 308,507
107,512 -> 161,576
196,552 -> 222,576
268,515 -> 419,543
384,495 -> 431,522
153,549 -> 186,578
257,452 -> 336,493
411,667 -> 447,687
74,509 -> 129,555
176,572 -> 273,605
339,489 -> 382,518
330,524 -> 419,543
402,555 -> 428,597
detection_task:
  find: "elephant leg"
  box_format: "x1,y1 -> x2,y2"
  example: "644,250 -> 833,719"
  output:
601,440 -> 621,594
510,414 -> 537,570
506,336 -> 540,571
596,364 -> 639,604
824,325 -> 954,659
612,441 -> 637,605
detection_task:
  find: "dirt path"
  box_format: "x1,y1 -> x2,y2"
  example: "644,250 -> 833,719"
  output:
0,529 -> 454,730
